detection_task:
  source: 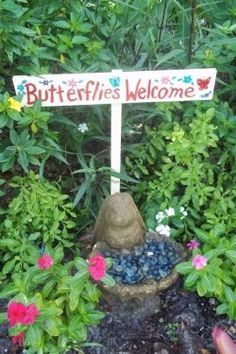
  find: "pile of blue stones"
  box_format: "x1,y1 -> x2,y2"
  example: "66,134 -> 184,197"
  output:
104,238 -> 182,284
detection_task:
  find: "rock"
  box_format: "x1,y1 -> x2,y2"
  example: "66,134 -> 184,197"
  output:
0,338 -> 15,354
153,342 -> 171,354
0,325 -> 8,337
198,349 -> 211,354
93,193 -> 146,249
177,323 -> 203,354
171,293 -> 205,330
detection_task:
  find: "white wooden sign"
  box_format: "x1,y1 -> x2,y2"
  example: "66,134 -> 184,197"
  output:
13,68 -> 217,193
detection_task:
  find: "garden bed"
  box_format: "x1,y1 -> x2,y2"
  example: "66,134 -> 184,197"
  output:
1,279 -> 235,354
84,279 -> 236,354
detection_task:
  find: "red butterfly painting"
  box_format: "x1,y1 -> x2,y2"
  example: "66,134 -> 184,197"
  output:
197,77 -> 211,90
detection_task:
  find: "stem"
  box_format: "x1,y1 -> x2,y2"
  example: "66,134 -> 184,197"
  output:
158,0 -> 168,42
188,0 -> 196,64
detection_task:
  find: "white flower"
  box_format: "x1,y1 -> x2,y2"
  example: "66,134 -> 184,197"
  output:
155,211 -> 165,222
155,224 -> 171,237
165,207 -> 175,217
180,206 -> 188,219
78,123 -> 88,133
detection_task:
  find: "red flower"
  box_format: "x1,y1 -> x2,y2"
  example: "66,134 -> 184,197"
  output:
88,254 -> 106,281
7,302 -> 27,327
12,332 -> 24,346
21,304 -> 40,325
7,301 -> 40,327
37,254 -> 53,270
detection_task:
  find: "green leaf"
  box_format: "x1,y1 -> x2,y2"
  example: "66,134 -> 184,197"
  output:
73,179 -> 92,207
0,239 -> 20,248
0,284 -> 18,298
83,283 -> 100,303
101,273 -> 116,287
224,286 -> 236,303
226,250 -> 236,263
0,313 -> 7,324
18,150 -> 29,172
9,325 -> 26,336
154,49 -> 184,68
175,262 -> 193,274
69,288 -> 79,312
193,228 -> 209,243
2,258 -> 16,274
197,279 -> 208,297
228,302 -> 236,320
105,257 -> 113,269
40,305 -> 63,318
50,245 -> 64,263
9,129 -> 19,144
42,279 -> 56,298
44,319 -> 59,336
68,317 -> 87,341
87,310 -> 105,324
74,257 -> 88,270
53,21 -> 70,29
32,271 -> 50,285
25,146 -> 45,155
0,114 -> 8,128
216,303 -> 228,315
202,273 -> 215,293
185,271 -> 199,288
72,35 -> 89,45
25,324 -> 43,347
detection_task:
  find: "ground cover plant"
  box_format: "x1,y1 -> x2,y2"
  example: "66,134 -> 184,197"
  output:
0,0 -> 235,353
0,251 -> 114,353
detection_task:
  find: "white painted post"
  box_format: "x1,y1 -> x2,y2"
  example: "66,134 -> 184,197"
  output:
110,70 -> 123,194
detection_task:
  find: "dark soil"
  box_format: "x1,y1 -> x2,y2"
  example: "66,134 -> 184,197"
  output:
0,279 -> 236,354
85,279 -> 236,354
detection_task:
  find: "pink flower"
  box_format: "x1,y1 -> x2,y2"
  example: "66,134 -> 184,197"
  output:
192,255 -> 208,270
7,301 -> 40,327
7,302 -> 27,327
37,254 -> 53,270
212,327 -> 236,354
88,254 -> 106,281
187,239 -> 200,250
12,332 -> 24,346
21,304 -> 40,325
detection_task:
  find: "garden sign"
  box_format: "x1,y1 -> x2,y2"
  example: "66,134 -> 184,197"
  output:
13,68 -> 217,194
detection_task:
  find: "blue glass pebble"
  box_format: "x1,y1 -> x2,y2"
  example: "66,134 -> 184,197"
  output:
106,237 -> 181,284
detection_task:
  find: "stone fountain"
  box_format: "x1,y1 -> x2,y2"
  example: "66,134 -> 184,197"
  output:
91,192 -> 185,304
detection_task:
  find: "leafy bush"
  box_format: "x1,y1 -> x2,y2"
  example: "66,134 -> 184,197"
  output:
1,172 -> 76,244
0,172 -> 76,277
0,249 -> 114,353
176,230 -> 236,319
125,100 -> 236,240
0,95 -> 67,174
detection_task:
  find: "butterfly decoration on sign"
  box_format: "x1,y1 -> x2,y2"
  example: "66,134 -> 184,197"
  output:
109,76 -> 120,88
197,77 -> 211,90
